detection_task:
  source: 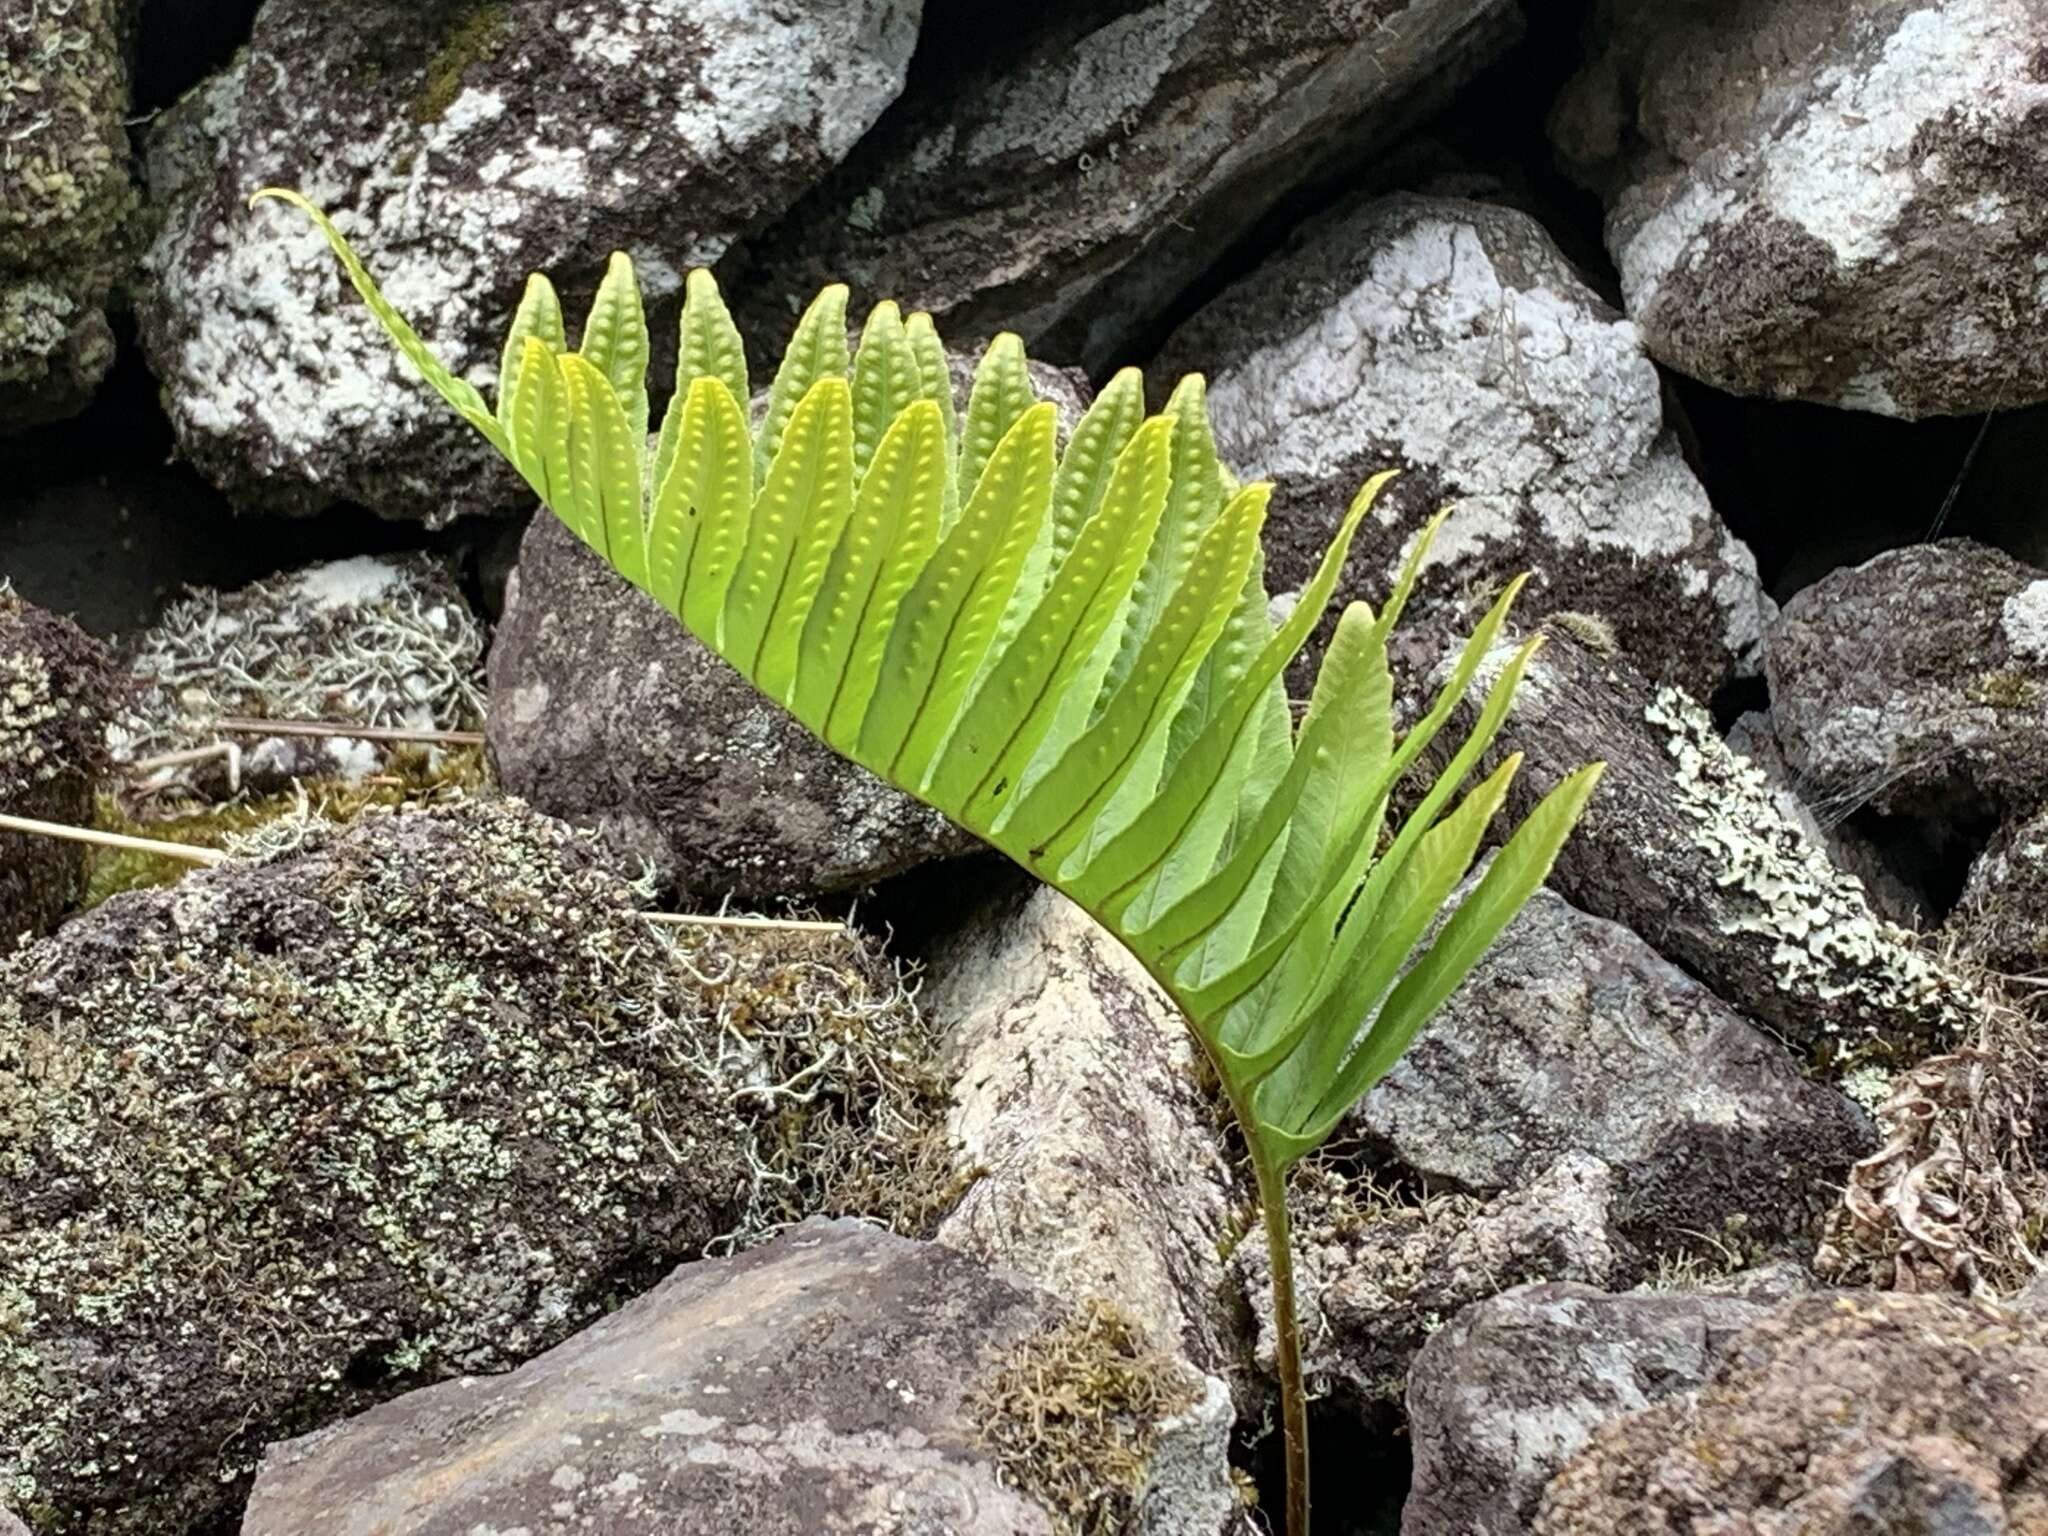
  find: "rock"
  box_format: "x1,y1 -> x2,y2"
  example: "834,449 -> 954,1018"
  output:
1245,1154 -> 1635,1417
1453,626 -> 1976,1060
921,879 -> 1248,1379
112,553 -> 487,799
1951,801 -> 2048,973
1152,193 -> 1770,699
489,509 -> 976,904
1402,1280 -> 1789,1536
1766,540 -> 2048,827
0,588 -> 117,942
1356,885 -> 1872,1252
1534,1292 -> 2048,1533
733,0 -> 1522,371
240,1217 -> 1237,1536
138,0 -> 920,524
0,1510 -> 23,1536
0,799 -> 781,1533
1552,0 -> 2048,420
0,0 -> 134,431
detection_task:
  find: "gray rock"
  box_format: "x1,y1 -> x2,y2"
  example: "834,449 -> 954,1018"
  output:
922,879 -> 1249,1381
1951,801 -> 2048,975
1402,1281 -> 1785,1536
1356,885 -> 1872,1251
1244,1154 -> 1635,1416
0,0 -> 133,431
0,800 -> 766,1533
1534,1292 -> 2048,1533
138,0 -> 920,524
1552,0 -> 2048,419
1450,625 -> 1976,1059
1153,193 -> 1770,699
734,0 -> 1522,371
113,553 -> 487,798
488,509 -> 976,904
0,1509 -> 22,1536
0,587 -> 116,941
1766,540 -> 2048,827
240,1217 -> 1235,1536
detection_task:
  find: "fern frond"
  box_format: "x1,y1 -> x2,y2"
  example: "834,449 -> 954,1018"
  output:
270,189 -> 1601,1176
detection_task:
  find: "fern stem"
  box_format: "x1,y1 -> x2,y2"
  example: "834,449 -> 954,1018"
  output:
1253,1147 -> 1310,1536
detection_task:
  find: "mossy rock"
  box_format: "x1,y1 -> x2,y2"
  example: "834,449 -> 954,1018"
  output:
1,800 -> 810,1533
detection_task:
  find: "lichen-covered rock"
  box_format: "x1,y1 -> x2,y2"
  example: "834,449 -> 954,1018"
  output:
1951,802 -> 2048,974
1402,1280 -> 1797,1536
1533,1292 -> 2048,1533
0,588 -> 117,941
1152,194 -> 1770,698
240,1218 -> 1235,1536
1242,1154 -> 1634,1417
0,0 -> 134,431
1552,0 -> 2048,419
1766,540 -> 2048,827
1356,885 -> 1872,1251
0,799 -> 771,1533
733,0 -> 1521,370
1453,626 -> 1976,1059
113,554 -> 486,797
921,879 -> 1248,1381
489,509 -> 976,903
138,0 -> 920,524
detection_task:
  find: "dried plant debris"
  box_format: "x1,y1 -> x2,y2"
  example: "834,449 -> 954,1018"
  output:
661,922 -> 959,1253
970,1297 -> 1203,1536
1818,956 -> 2045,1299
111,554 -> 486,800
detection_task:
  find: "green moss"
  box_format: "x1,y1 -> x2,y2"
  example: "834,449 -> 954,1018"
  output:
411,3 -> 509,125
1970,669 -> 2041,710
969,1298 -> 1201,1536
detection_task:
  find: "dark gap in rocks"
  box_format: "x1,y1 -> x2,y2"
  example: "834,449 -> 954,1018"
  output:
1711,670 -> 1771,734
904,0 -> 1135,96
1669,378 -> 2048,602
132,0 -> 266,115
1850,808 -> 2001,923
847,851 -> 1023,970
1243,1399 -> 1411,1536
0,318 -> 490,641
1122,0 -> 1609,384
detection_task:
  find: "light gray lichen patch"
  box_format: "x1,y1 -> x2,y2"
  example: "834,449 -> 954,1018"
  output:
1645,686 -> 1972,1052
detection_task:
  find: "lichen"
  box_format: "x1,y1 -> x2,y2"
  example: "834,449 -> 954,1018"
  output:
969,1297 -> 1202,1536
1645,684 -> 1973,1060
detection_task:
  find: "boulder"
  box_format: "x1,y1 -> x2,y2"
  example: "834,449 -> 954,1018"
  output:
113,553 -> 486,798
0,588 -> 117,941
1766,540 -> 2048,827
0,0 -> 133,430
1553,0 -> 2048,419
1450,625 -> 1976,1060
733,0 -> 1523,370
921,879 -> 1248,1380
1534,1292 -> 2048,1532
1244,1154 -> 1635,1418
138,0 -> 919,524
0,800 -> 778,1533
489,510 -> 977,904
1402,1279 -> 1798,1536
1951,801 -> 2048,973
1152,194 -> 1770,699
240,1217 -> 1238,1536
1356,885 -> 1872,1252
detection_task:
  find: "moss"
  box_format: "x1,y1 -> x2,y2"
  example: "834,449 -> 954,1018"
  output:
410,3 -> 509,125
85,744 -> 487,906
1970,669 -> 2042,710
969,1298 -> 1202,1536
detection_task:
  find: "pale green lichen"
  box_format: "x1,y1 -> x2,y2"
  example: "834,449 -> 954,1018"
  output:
1645,685 -> 1973,1058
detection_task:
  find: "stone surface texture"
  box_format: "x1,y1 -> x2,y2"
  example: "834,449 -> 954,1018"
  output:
0,0 -> 133,430
0,800 -> 764,1533
1951,800 -> 2048,974
736,0 -> 1523,370
0,587 -> 116,941
1153,193 -> 1770,698
1534,1292 -> 2048,1533
139,0 -> 920,523
240,1218 -> 1237,1536
1553,0 -> 2048,418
